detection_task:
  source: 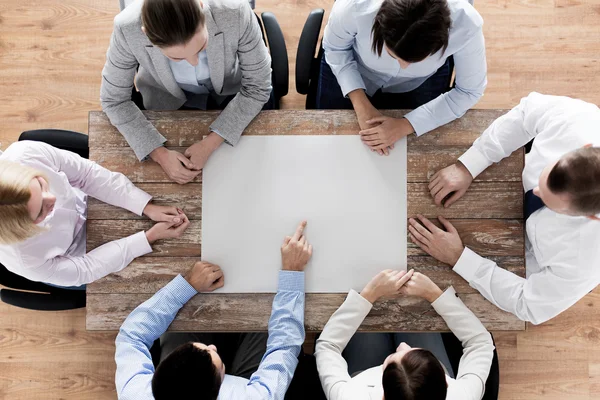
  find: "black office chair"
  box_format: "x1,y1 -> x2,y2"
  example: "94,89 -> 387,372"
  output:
0,129 -> 89,311
442,332 -> 500,400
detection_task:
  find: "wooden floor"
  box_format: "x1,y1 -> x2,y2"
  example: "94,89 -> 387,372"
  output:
0,0 -> 599,399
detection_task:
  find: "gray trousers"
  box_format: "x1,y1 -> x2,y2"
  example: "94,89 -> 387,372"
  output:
160,332 -> 268,379
342,332 -> 455,379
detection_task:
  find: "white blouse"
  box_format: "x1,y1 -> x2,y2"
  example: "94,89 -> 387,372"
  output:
0,141 -> 153,286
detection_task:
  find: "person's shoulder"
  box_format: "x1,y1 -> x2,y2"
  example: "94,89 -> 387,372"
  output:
114,0 -> 143,31
1,141 -> 51,162
205,0 -> 249,14
448,0 -> 483,31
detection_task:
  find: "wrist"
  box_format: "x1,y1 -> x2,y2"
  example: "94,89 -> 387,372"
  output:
205,132 -> 224,150
145,230 -> 156,244
360,288 -> 379,304
457,161 -> 474,179
142,203 -> 153,217
400,118 -> 415,135
425,287 -> 444,303
448,248 -> 464,267
150,146 -> 167,163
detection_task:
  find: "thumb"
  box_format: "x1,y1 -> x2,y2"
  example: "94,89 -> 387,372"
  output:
443,191 -> 464,209
366,116 -> 388,124
438,216 -> 457,233
176,152 -> 196,170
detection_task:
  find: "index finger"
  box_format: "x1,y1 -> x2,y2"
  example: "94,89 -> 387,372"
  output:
291,221 -> 307,241
397,269 -> 414,287
416,215 -> 439,233
359,126 -> 381,136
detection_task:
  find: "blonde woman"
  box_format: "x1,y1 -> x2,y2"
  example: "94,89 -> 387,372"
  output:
0,140 -> 190,288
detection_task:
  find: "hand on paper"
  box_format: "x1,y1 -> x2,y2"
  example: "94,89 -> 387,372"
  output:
145,213 -> 190,244
143,204 -> 185,225
359,116 -> 413,155
150,147 -> 200,185
281,220 -> 313,272
408,215 -> 464,266
184,132 -> 224,171
360,269 -> 414,304
429,162 -> 474,207
399,272 -> 443,303
185,261 -> 224,292
348,89 -> 391,156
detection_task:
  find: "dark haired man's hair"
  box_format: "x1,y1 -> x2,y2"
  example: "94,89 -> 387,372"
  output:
142,0 -> 205,47
547,147 -> 600,215
382,349 -> 447,400
152,342 -> 222,400
372,0 -> 452,63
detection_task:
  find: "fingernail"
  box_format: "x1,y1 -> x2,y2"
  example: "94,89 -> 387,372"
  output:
174,218 -> 180,223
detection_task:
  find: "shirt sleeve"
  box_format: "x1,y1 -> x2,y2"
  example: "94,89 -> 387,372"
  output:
20,231 -> 152,287
314,290 -> 373,400
404,28 -> 487,136
115,274 -> 198,400
26,141 -> 152,215
322,0 -> 367,97
245,270 -> 305,400
458,92 -> 561,178
453,246 -> 588,325
432,287 -> 495,400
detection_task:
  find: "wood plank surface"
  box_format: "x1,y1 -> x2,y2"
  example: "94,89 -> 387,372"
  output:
86,292 -> 524,332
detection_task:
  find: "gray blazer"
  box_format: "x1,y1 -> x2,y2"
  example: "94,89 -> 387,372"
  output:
100,0 -> 272,160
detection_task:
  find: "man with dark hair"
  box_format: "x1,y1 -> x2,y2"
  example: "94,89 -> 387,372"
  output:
101,0 -> 272,184
317,0 -> 487,155
115,221 -> 313,399
409,92 -> 600,324
316,270 -> 494,399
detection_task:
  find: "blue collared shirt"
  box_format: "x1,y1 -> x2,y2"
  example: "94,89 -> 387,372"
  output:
115,271 -> 305,400
323,0 -> 487,136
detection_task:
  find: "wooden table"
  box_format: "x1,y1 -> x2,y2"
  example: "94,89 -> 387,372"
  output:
86,109 -> 525,332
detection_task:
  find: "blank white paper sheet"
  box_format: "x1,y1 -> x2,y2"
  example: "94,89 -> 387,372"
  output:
201,135 -> 407,293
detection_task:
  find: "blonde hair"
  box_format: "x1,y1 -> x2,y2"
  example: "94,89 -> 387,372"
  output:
0,160 -> 47,244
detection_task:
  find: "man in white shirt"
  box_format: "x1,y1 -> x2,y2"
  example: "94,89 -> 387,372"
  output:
318,0 -> 486,155
408,92 -> 600,325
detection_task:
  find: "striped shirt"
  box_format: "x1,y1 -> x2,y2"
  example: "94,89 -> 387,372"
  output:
115,271 -> 305,399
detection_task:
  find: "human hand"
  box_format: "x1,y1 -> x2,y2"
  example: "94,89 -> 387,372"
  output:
143,203 -> 185,225
281,221 -> 313,272
359,116 -> 413,155
408,215 -> 464,266
184,133 -> 224,171
150,147 -> 200,185
184,261 -> 224,292
429,162 -> 474,207
399,271 -> 443,303
348,90 -> 392,156
360,269 -> 414,304
145,213 -> 190,244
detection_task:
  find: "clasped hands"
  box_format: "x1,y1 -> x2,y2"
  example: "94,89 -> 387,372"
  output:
361,269 -> 444,304
150,132 -> 224,185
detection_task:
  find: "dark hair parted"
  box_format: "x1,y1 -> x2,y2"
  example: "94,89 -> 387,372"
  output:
382,349 -> 447,400
142,0 -> 205,47
372,0 -> 452,63
547,146 -> 600,215
152,342 -> 222,400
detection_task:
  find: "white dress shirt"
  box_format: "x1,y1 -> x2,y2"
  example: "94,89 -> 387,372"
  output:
322,0 -> 487,136
0,141 -> 153,287
456,92 -> 600,325
168,50 -> 214,95
315,287 -> 494,400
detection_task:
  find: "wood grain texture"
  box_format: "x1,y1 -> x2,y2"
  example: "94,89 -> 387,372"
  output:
86,292 -> 524,332
86,255 -> 525,295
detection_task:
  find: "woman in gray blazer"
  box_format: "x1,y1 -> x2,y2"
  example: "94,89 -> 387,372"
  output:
101,0 -> 272,184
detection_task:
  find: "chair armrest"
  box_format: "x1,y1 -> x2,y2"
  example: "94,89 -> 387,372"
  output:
19,129 -> 89,158
1,289 -> 86,311
261,12 -> 289,99
296,9 -> 324,95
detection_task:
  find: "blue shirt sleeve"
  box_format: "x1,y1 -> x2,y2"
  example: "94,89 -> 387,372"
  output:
245,270 -> 306,400
114,274 -> 198,400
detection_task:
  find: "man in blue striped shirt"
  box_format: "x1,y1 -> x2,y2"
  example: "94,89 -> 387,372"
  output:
114,221 -> 313,400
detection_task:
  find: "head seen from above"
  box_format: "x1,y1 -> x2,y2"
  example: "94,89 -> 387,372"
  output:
142,0 -> 208,66
152,341 -> 225,400
0,161 -> 56,244
382,342 -> 447,400
372,0 -> 451,69
535,146 -> 600,218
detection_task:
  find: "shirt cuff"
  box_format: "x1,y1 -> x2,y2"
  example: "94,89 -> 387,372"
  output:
166,274 -> 199,305
431,286 -> 460,314
453,247 -> 486,283
128,187 -> 153,216
210,128 -> 231,146
129,231 -> 153,259
347,289 -> 374,314
403,107 -> 436,137
278,270 -> 305,293
458,146 -> 493,179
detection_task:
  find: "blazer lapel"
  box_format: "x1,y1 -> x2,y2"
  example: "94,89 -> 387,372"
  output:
204,4 -> 225,94
144,45 -> 186,100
